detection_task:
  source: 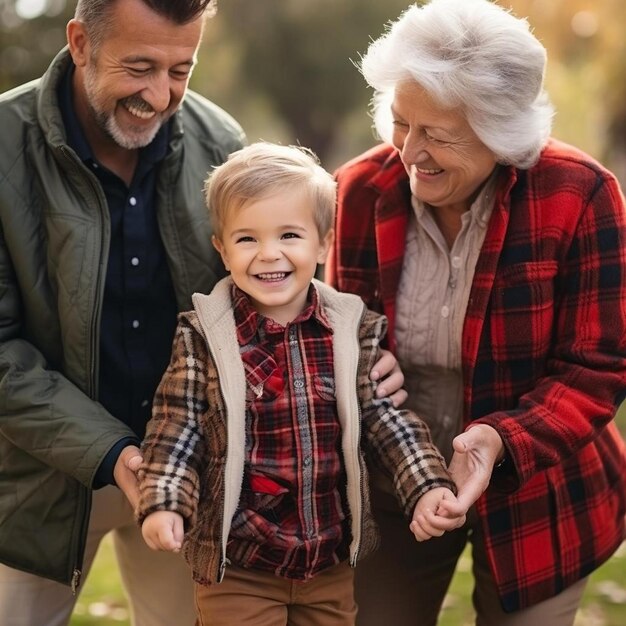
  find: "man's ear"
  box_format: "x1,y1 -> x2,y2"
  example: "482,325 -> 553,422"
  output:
212,235 -> 229,271
317,228 -> 334,265
66,19 -> 90,67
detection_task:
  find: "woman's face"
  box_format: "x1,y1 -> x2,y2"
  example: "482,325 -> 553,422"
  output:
391,81 -> 497,213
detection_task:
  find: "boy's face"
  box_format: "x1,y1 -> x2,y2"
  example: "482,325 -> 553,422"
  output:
213,188 -> 333,326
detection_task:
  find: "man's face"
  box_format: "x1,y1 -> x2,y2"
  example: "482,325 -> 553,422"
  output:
71,0 -> 204,150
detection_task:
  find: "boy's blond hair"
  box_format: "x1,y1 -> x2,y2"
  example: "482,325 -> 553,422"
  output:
205,142 -> 336,239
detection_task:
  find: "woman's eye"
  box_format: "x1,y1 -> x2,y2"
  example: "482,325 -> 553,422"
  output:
426,133 -> 448,145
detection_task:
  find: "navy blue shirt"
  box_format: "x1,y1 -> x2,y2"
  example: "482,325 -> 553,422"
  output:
59,67 -> 179,481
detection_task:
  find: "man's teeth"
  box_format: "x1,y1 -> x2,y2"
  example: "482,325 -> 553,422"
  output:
125,104 -> 156,120
257,272 -> 287,281
416,167 -> 443,174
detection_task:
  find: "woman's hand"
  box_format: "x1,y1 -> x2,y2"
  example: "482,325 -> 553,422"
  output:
371,349 -> 408,407
438,424 -> 504,516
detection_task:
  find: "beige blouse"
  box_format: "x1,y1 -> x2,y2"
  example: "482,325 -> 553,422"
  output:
394,173 -> 498,460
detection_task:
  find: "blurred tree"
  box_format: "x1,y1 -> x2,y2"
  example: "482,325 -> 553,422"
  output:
194,0 -> 412,167
1,0 -> 625,181
0,0 -> 72,91
508,0 -> 626,183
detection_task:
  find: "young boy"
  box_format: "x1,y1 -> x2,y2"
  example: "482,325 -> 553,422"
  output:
136,143 -> 464,625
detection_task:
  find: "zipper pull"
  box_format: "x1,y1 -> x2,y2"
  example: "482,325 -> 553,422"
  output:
71,568 -> 82,595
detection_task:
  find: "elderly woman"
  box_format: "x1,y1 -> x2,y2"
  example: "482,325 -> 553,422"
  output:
326,0 -> 626,624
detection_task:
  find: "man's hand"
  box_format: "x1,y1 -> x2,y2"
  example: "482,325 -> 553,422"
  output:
439,424 -> 504,516
113,445 -> 143,510
371,348 -> 407,407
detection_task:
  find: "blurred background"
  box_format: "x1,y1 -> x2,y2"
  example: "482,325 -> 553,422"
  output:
1,0 -> 626,182
1,0 -> 624,624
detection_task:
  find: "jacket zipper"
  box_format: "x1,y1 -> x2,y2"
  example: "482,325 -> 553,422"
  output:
58,145 -> 108,588
350,305 -> 368,566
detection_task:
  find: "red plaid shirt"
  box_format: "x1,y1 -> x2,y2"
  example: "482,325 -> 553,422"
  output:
226,285 -> 349,580
327,140 -> 626,611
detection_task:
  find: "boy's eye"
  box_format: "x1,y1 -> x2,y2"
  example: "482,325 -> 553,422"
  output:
281,232 -> 300,240
235,236 -> 255,243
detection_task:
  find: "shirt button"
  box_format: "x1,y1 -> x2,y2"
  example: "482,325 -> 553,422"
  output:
129,196 -> 137,206
294,379 -> 304,389
132,320 -> 140,329
441,305 -> 450,318
131,257 -> 140,266
141,399 -> 150,408
303,457 -> 312,467
451,256 -> 462,269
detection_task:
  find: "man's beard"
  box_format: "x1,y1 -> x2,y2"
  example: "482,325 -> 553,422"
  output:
83,64 -> 165,150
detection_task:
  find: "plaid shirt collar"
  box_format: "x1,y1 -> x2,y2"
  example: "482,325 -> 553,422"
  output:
232,283 -> 333,346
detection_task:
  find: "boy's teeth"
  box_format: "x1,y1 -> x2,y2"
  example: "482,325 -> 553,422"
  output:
258,272 -> 286,280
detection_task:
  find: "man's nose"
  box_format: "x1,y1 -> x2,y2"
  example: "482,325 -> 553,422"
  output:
141,72 -> 172,112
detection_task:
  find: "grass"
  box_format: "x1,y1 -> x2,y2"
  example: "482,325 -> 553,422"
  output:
70,404 -> 626,625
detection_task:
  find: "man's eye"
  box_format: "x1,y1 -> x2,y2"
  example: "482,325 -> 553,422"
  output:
170,69 -> 191,80
392,120 -> 409,128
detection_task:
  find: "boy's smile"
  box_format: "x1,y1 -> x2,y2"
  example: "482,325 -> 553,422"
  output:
213,187 -> 333,326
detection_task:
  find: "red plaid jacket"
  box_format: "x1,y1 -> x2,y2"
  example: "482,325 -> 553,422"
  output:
326,140 -> 626,611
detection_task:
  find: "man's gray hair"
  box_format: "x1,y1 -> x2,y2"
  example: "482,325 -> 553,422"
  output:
361,0 -> 554,169
75,0 -> 216,51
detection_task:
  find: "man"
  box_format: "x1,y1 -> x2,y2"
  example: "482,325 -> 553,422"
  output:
0,2 -> 404,624
0,1 -> 244,624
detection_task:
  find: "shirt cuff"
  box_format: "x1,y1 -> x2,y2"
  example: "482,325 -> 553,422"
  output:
94,437 -> 141,489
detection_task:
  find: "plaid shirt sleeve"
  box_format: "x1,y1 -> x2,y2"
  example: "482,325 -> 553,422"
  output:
137,314 -> 210,526
357,309 -> 456,518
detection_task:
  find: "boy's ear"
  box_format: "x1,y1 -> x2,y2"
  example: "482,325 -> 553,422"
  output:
316,228 -> 334,265
212,235 -> 229,271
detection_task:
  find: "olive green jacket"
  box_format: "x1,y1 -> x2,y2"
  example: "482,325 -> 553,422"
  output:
0,48 -> 245,588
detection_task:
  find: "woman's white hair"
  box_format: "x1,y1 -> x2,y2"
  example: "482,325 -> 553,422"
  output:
361,0 -> 554,169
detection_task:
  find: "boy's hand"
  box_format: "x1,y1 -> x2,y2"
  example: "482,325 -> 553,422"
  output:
371,349 -> 407,407
141,511 -> 184,552
409,487 -> 466,542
